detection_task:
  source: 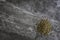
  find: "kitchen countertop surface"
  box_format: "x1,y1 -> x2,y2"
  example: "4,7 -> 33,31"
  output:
0,0 -> 60,40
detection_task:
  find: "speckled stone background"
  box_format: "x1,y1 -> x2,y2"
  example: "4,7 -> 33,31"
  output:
0,0 -> 60,40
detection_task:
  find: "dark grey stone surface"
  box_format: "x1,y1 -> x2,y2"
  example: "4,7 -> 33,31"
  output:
0,0 -> 60,40
0,30 -> 33,40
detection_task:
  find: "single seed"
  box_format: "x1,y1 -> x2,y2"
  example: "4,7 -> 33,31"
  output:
36,18 -> 52,35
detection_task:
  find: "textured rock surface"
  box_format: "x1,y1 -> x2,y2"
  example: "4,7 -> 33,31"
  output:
0,0 -> 60,40
0,30 -> 33,40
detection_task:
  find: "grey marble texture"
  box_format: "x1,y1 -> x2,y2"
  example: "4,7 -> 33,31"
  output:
0,0 -> 60,40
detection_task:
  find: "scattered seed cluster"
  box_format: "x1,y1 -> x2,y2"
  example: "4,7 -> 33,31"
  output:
36,18 -> 51,35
